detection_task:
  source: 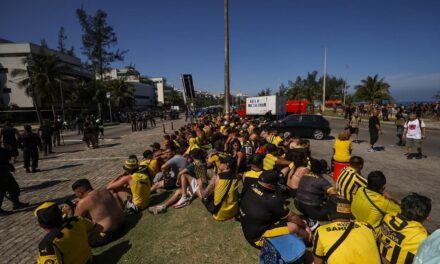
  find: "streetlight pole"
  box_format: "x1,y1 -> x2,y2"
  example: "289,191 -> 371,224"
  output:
322,47 -> 327,113
106,92 -> 112,122
224,0 -> 231,115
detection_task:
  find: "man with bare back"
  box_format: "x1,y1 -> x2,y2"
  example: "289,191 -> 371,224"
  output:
71,179 -> 125,247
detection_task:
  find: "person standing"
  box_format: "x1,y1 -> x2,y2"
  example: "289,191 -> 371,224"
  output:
38,119 -> 54,156
52,116 -> 62,147
368,110 -> 382,152
76,115 -> 84,135
395,108 -> 406,146
96,116 -> 104,139
403,112 -> 426,159
347,112 -> 361,143
19,125 -> 42,173
0,121 -> 20,163
0,146 -> 29,215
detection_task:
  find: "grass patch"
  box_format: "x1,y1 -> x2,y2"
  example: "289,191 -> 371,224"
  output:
92,191 -> 259,264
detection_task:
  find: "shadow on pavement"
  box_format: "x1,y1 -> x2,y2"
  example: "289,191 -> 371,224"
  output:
113,212 -> 143,241
41,163 -> 83,172
93,240 -> 132,264
58,149 -> 83,154
21,179 -> 69,192
374,146 -> 386,151
98,143 -> 121,149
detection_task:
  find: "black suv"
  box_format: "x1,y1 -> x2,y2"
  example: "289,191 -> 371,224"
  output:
270,114 -> 331,140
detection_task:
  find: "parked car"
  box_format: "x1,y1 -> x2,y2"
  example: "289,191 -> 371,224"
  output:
270,114 -> 331,140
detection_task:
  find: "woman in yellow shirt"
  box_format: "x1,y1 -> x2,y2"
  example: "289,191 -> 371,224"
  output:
333,131 -> 352,163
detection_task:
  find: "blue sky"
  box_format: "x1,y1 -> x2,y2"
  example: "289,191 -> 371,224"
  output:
1,0 -> 440,101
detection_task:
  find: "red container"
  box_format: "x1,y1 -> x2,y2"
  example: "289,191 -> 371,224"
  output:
333,161 -> 349,181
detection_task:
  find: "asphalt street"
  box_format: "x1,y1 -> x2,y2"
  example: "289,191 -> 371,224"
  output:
328,117 -> 440,158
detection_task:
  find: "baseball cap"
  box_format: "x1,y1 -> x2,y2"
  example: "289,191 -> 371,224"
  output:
283,132 -> 291,138
150,142 -> 161,149
34,202 -> 63,227
325,196 -> 354,220
259,170 -> 281,185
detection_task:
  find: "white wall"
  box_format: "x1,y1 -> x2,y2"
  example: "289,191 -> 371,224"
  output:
0,56 -> 34,107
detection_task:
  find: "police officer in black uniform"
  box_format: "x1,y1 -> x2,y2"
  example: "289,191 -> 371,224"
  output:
38,119 -> 54,156
0,146 -> 29,215
19,125 -> 42,173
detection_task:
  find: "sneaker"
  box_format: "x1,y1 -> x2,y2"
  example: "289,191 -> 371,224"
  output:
367,148 -> 376,153
307,218 -> 320,232
173,195 -> 191,209
148,205 -> 167,214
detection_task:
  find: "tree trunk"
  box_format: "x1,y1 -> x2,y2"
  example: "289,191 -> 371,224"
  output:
32,88 -> 43,126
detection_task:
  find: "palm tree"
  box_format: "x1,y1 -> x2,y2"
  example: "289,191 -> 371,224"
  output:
354,74 -> 391,103
11,48 -> 69,125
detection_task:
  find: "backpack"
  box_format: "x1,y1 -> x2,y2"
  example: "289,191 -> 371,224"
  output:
259,234 -> 305,264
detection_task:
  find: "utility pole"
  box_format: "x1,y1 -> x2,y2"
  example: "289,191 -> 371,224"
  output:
322,47 -> 327,112
224,0 -> 230,114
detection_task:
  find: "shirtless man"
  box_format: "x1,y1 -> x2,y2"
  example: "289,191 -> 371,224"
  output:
72,179 -> 125,247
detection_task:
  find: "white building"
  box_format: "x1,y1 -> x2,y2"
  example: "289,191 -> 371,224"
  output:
151,77 -> 173,105
102,68 -> 156,108
0,39 -> 92,109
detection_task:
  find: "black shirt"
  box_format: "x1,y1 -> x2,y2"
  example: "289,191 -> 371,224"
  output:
369,116 -> 380,131
295,174 -> 332,206
1,126 -> 18,144
239,183 -> 290,243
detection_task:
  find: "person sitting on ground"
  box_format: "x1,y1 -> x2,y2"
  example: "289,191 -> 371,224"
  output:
266,128 -> 283,146
242,154 -> 264,195
150,147 -> 188,192
289,136 -> 302,150
312,196 -> 381,264
184,131 -> 200,156
335,156 -> 367,202
72,179 -> 125,247
351,171 -> 400,231
150,142 -> 164,160
35,202 -> 95,264
107,159 -> 151,214
239,170 -> 312,248
172,148 -> 209,209
294,159 -> 337,222
285,151 -> 309,199
332,131 -> 352,167
377,193 -> 431,264
200,155 -> 239,221
139,150 -> 159,181
229,138 -> 247,174
263,143 -> 291,173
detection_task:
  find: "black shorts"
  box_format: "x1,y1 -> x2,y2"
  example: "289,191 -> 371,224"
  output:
163,177 -> 177,190
370,131 -> 379,145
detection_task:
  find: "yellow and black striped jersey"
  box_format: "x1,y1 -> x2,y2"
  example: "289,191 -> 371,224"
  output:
266,135 -> 283,146
37,216 -> 94,264
336,166 -> 367,202
263,153 -> 278,171
377,214 -> 428,264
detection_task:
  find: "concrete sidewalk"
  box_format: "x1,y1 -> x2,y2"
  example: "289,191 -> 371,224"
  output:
0,119 -> 187,264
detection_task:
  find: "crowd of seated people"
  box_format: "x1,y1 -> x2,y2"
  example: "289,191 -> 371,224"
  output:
32,112 -> 435,264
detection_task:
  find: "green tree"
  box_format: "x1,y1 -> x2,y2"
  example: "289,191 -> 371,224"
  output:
319,75 -> 346,100
57,26 -> 75,56
76,7 -> 127,79
433,90 -> 440,100
258,88 -> 272,96
354,74 -> 391,103
276,83 -> 288,97
11,47 -> 70,125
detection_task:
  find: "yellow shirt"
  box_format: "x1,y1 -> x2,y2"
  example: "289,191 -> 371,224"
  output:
130,172 -> 151,209
378,214 -> 428,264
263,153 -> 278,171
267,135 -> 283,146
313,221 -> 381,264
208,154 -> 221,174
213,172 -> 239,221
37,216 -> 94,264
139,159 -> 159,175
351,187 -> 401,230
185,138 -> 200,155
333,139 -> 352,163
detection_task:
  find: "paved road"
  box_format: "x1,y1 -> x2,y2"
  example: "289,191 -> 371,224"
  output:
311,117 -> 440,232
328,117 -> 440,158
